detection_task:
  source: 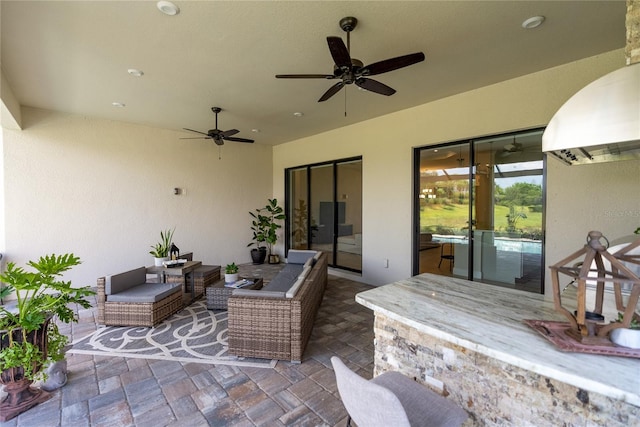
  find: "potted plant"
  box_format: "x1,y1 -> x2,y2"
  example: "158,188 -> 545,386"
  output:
149,228 -> 175,266
0,253 -> 94,421
248,198 -> 286,264
224,263 -> 239,283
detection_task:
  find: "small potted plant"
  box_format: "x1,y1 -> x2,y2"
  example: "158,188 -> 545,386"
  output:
149,228 -> 175,266
0,253 -> 94,421
224,262 -> 239,283
610,312 -> 640,349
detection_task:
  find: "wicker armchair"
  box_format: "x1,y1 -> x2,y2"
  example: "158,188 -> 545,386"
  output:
97,267 -> 183,327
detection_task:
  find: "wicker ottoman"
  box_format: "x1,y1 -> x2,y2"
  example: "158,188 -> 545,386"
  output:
206,277 -> 263,310
193,265 -> 221,297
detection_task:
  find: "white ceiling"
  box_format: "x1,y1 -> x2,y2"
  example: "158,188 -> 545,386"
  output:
0,1 -> 626,146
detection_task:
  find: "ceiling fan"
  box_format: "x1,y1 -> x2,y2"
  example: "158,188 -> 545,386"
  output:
276,16 -> 425,102
181,107 -> 254,146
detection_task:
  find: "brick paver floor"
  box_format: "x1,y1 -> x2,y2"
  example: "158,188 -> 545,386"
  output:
1,275 -> 374,427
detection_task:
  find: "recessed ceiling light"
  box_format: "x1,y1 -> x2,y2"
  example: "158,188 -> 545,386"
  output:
293,112 -> 304,117
112,102 -> 125,107
522,16 -> 545,29
157,1 -> 180,16
127,68 -> 144,77
251,129 -> 261,133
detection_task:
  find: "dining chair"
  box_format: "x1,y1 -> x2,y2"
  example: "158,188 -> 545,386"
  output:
331,356 -> 467,427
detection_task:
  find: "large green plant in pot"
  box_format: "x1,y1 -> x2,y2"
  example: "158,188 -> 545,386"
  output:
0,253 -> 94,421
248,198 -> 286,264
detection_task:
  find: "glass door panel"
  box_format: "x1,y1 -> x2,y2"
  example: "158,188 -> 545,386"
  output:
415,129 -> 544,293
287,167 -> 309,250
310,164 -> 334,261
473,131 -> 544,292
336,160 -> 362,271
418,144 -> 471,279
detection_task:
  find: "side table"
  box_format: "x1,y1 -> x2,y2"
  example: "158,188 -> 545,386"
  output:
206,277 -> 263,310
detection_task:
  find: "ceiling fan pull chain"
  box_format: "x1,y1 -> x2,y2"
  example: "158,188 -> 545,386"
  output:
218,146 -> 221,160
344,88 -> 347,117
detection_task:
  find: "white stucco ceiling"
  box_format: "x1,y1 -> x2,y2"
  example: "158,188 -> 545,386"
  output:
0,1 -> 627,145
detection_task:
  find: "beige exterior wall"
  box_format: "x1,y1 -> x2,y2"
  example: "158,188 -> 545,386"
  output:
3,107 -> 273,289
273,48 -> 640,290
2,48 -> 639,295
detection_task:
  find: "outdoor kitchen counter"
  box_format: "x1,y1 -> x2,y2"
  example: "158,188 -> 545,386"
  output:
356,273 -> 639,424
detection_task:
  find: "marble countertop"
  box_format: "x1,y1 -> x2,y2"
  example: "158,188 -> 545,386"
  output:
356,273 -> 640,407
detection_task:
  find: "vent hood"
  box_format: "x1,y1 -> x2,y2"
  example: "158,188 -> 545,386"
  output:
542,63 -> 640,165
543,0 -> 640,165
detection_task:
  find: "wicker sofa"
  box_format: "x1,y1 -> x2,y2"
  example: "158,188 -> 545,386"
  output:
97,266 -> 183,327
227,250 -> 328,362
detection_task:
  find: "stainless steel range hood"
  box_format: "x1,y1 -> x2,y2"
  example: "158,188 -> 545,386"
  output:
542,62 -> 640,165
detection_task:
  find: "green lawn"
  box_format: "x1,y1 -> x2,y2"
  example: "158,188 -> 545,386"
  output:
420,203 -> 542,235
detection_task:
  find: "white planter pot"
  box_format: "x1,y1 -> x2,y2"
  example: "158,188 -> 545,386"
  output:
610,327 -> 640,349
154,257 -> 169,267
225,273 -> 239,283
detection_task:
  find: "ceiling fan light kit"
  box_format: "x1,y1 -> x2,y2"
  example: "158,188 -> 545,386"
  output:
276,16 -> 425,102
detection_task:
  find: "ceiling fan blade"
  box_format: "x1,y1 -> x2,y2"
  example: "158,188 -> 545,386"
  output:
225,136 -> 255,143
327,36 -> 352,69
362,52 -> 425,76
318,81 -> 345,102
183,128 -> 210,136
179,137 -> 211,140
221,129 -> 239,138
276,74 -> 335,79
355,78 -> 396,96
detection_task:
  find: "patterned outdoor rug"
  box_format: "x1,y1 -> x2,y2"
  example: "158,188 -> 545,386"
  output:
69,300 -> 277,368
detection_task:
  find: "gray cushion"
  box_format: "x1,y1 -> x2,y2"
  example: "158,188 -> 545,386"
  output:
107,283 -> 181,303
263,264 -> 304,292
232,289 -> 286,298
287,250 -> 317,265
105,267 -> 147,295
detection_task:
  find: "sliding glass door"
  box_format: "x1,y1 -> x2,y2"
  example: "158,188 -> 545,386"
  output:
286,157 -> 362,272
414,129 -> 544,293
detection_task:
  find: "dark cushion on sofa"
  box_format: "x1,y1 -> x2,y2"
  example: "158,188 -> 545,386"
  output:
105,267 -> 146,295
107,283 -> 181,303
287,250 -> 317,265
263,264 -> 304,292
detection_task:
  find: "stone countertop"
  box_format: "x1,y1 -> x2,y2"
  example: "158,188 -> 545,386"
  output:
355,273 -> 640,407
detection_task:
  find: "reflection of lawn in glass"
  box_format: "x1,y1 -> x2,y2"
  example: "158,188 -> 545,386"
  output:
420,204 -> 542,233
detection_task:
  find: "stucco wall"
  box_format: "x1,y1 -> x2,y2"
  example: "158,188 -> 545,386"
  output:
3,107 -> 273,289
273,48 -> 640,289
3,49 -> 639,295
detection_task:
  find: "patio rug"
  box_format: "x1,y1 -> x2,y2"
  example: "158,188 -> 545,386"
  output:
69,300 -> 277,368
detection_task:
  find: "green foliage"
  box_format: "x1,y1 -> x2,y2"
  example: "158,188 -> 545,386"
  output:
149,228 -> 175,257
496,182 -> 542,207
225,263 -> 239,274
616,312 -> 640,330
0,340 -> 42,379
248,198 -> 286,254
635,227 -> 640,235
505,205 -> 527,233
0,253 -> 94,381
